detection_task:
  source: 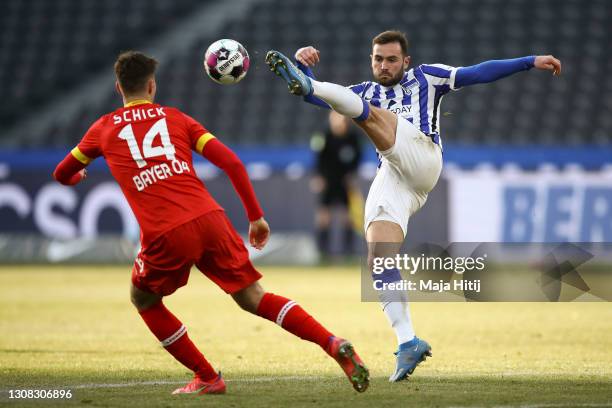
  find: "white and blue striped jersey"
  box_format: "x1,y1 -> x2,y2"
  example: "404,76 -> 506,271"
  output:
349,64 -> 459,142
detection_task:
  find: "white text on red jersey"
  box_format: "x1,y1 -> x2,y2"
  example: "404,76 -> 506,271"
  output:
113,107 -> 166,125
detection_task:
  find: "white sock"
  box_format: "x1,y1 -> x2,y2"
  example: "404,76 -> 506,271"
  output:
311,80 -> 367,119
382,301 -> 416,346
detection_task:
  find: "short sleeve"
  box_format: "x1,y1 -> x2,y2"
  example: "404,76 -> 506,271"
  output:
72,117 -> 104,165
182,112 -> 215,154
420,63 -> 460,91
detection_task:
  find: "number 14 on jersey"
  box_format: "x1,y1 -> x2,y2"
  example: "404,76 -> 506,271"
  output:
118,118 -> 176,168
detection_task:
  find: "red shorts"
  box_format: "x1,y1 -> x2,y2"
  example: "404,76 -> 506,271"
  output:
131,210 -> 262,296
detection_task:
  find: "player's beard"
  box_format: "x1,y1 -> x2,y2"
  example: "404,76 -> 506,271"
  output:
374,69 -> 404,87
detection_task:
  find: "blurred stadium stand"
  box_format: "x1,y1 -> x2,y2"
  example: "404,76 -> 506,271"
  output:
1,0 -> 611,149
0,0 -> 210,134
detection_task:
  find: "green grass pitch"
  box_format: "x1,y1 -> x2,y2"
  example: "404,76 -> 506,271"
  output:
1,265 -> 611,407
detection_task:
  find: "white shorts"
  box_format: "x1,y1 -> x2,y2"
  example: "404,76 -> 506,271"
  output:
364,117 -> 443,237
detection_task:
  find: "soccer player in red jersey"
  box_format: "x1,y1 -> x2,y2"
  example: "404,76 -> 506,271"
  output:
53,51 -> 369,394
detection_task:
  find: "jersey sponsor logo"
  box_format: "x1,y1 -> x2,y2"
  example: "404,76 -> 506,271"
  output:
389,105 -> 412,115
113,107 -> 166,125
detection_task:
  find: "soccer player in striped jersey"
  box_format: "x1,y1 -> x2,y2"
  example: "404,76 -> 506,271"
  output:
266,30 -> 561,383
53,51 -> 369,395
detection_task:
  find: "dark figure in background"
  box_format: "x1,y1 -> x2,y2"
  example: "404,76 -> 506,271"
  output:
311,111 -> 362,258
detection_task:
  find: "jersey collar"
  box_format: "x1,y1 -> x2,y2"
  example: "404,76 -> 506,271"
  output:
124,99 -> 152,107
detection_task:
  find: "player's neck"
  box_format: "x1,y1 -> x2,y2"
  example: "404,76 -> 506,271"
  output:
123,95 -> 153,107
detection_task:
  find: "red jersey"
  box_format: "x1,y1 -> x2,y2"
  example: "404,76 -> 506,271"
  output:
72,100 -> 223,246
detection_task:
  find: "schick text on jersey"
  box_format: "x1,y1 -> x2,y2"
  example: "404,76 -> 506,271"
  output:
113,107 -> 166,125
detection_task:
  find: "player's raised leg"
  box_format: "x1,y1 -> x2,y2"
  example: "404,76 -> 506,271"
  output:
266,50 -> 397,151
130,284 -> 226,395
232,282 -> 370,392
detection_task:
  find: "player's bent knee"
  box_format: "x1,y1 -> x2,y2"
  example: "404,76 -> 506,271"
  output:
366,222 -> 403,271
231,281 -> 265,314
366,220 -> 404,243
130,284 -> 162,311
355,106 -> 397,151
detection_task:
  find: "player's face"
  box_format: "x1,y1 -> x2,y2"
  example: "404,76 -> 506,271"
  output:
371,43 -> 410,86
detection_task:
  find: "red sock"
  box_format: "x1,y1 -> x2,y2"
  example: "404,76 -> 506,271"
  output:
138,301 -> 217,382
256,293 -> 333,349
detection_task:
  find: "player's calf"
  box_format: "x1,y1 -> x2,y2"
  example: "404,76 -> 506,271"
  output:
136,298 -> 219,386
255,290 -> 369,392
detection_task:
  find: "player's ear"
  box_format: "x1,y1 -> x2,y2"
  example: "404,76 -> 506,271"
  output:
148,78 -> 156,96
403,55 -> 411,70
115,81 -> 123,97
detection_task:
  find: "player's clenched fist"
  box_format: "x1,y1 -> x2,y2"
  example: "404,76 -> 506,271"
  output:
249,217 -> 270,250
534,55 -> 562,76
295,46 -> 320,66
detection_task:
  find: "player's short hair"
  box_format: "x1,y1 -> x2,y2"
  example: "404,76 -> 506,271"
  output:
372,30 -> 409,56
114,51 -> 158,95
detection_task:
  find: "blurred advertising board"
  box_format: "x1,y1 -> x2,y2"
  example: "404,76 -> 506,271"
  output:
447,167 -> 612,243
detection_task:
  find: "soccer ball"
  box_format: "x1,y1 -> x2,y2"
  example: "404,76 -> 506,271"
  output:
204,39 -> 250,85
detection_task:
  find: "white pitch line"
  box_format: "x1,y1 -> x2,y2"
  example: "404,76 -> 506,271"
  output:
420,371 -> 612,378
70,380 -> 184,389
71,375 -> 326,390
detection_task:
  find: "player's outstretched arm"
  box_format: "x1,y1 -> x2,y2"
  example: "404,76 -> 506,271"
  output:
200,138 -> 265,244
53,152 -> 88,186
454,55 -> 561,88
